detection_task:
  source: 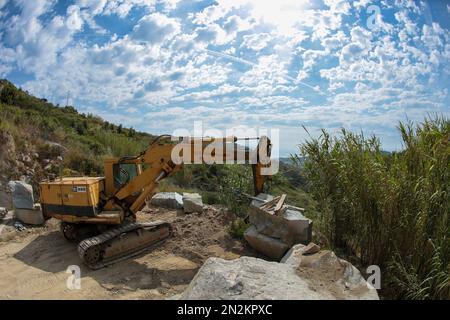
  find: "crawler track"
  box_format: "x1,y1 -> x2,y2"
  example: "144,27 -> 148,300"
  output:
77,221 -> 172,270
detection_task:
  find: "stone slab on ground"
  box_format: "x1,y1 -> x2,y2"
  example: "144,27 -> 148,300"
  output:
178,254 -> 379,300
244,225 -> 289,260
182,193 -> 203,213
8,181 -> 34,210
14,204 -> 45,225
150,192 -> 183,209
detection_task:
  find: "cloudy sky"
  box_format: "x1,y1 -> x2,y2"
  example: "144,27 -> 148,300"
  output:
0,0 -> 449,156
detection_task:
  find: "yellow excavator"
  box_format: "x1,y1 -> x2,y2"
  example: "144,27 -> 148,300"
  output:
39,135 -> 272,269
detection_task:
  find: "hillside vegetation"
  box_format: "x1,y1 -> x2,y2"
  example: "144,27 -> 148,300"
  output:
297,116 -> 449,299
0,79 -> 154,191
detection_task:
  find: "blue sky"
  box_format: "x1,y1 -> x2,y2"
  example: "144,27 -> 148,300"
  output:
0,0 -> 449,156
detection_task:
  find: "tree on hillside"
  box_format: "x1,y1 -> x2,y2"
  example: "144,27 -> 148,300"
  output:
0,82 -> 16,105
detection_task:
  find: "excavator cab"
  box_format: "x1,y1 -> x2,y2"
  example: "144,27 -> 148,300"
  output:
103,159 -> 142,196
113,163 -> 139,190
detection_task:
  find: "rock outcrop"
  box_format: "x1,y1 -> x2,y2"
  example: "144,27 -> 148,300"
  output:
178,248 -> 379,300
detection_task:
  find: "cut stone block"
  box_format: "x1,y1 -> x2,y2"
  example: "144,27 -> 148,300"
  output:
250,193 -> 273,207
182,193 -> 203,213
150,192 -> 183,209
8,181 -> 34,209
249,194 -> 312,246
14,203 -> 45,225
244,225 -> 290,260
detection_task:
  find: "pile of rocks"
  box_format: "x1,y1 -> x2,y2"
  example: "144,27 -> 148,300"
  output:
149,192 -> 204,214
244,193 -> 312,260
0,182 -> 12,210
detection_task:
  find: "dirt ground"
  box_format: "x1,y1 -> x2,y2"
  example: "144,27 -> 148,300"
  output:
0,205 -> 259,299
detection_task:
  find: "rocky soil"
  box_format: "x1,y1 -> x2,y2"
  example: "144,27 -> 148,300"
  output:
0,128 -> 65,209
0,204 -> 258,299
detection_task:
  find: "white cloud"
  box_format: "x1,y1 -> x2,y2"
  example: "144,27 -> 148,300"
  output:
76,0 -> 107,15
394,10 -> 418,37
223,15 -> 253,35
66,5 -> 84,31
350,26 -> 372,49
173,84 -> 241,101
302,49 -> 327,71
324,0 -> 351,15
241,33 -> 272,51
421,23 -> 445,50
102,0 -> 154,18
0,0 -> 8,10
131,13 -> 180,44
194,23 -> 230,46
1,1 -> 89,73
321,31 -> 348,51
238,54 -> 293,94
353,0 -> 371,11
192,4 -> 227,25
340,43 -> 365,64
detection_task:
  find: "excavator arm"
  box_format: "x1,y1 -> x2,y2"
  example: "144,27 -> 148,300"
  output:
108,135 -> 272,217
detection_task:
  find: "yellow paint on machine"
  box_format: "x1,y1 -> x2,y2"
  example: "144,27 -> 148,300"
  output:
39,177 -> 104,209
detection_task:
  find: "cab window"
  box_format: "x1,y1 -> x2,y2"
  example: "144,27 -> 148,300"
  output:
113,163 -> 138,189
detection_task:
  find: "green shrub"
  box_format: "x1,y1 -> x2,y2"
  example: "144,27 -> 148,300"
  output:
218,165 -> 253,216
64,147 -> 102,175
202,191 -> 220,204
0,82 -> 16,105
228,218 -> 250,239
